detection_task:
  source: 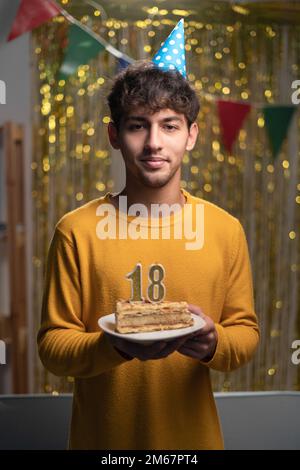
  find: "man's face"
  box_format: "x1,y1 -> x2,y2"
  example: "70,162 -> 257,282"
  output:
108,108 -> 198,188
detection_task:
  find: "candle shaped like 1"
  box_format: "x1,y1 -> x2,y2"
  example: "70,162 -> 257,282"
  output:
126,263 -> 144,302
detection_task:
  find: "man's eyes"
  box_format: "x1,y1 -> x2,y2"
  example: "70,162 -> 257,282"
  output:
127,124 -> 178,131
128,124 -> 145,131
164,124 -> 178,131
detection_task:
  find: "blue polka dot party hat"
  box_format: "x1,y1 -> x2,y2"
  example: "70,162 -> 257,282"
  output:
152,18 -> 186,78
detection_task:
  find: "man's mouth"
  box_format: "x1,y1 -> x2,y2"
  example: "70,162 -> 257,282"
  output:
140,157 -> 168,169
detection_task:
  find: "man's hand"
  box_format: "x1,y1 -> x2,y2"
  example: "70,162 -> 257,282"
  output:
106,331 -> 196,362
177,304 -> 218,361
106,304 -> 217,362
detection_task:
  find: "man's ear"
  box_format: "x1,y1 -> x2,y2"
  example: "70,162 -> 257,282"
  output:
108,122 -> 120,149
186,122 -> 199,151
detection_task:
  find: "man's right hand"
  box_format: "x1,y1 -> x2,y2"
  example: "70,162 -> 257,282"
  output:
105,332 -> 195,361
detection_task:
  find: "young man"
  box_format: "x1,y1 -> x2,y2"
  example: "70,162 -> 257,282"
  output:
38,59 -> 259,449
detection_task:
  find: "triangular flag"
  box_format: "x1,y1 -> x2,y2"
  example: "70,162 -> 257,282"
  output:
59,24 -> 105,80
152,18 -> 186,78
0,0 -> 21,45
263,105 -> 296,159
8,0 -> 60,41
217,100 -> 251,153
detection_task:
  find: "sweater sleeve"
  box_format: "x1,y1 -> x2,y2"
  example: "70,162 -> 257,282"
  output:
201,219 -> 260,372
37,227 -> 129,378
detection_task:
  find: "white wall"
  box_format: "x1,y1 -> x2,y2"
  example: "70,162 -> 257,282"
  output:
0,33 -> 33,392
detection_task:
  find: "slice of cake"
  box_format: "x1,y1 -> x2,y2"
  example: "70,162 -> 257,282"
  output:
115,299 -> 193,333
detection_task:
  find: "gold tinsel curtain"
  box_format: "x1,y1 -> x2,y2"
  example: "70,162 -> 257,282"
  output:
32,2 -> 300,393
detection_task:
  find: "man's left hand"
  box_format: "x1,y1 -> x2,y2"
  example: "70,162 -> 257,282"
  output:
177,304 -> 218,362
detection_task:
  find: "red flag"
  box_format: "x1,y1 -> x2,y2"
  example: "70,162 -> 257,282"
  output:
8,0 -> 61,41
217,100 -> 251,153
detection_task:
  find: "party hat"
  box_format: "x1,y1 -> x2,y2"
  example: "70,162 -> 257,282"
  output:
152,18 -> 186,78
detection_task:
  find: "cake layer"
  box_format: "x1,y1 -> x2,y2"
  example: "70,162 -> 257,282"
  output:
117,322 -> 192,334
115,300 -> 193,333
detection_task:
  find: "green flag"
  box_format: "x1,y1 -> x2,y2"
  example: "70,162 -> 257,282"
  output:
263,105 -> 296,159
59,23 -> 105,80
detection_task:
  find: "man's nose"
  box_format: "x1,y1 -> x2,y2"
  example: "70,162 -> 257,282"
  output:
144,125 -> 163,152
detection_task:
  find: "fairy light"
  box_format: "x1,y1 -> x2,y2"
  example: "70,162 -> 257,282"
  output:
83,145 -> 91,153
204,183 -> 212,192
264,89 -> 272,98
282,160 -> 289,169
257,117 -> 265,128
96,182 -> 106,192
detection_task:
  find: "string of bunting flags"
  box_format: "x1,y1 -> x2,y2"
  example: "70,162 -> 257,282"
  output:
0,0 -> 297,158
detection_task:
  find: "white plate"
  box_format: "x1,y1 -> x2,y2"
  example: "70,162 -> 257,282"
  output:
98,313 -> 206,345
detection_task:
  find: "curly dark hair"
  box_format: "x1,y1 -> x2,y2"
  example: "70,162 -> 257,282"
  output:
107,60 -> 200,130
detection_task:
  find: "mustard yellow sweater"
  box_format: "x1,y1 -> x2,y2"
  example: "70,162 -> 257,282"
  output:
37,188 -> 259,450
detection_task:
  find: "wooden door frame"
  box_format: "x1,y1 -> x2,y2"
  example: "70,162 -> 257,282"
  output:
0,122 -> 28,393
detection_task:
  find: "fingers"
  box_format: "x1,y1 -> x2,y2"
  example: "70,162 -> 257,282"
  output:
177,343 -> 211,361
142,336 -> 189,361
133,340 -> 168,358
110,335 -> 168,361
190,326 -> 215,339
188,307 -> 215,338
181,338 -> 211,353
107,331 -> 206,362
177,345 -> 203,360
161,335 -> 189,354
187,304 -> 205,317
187,304 -> 211,326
